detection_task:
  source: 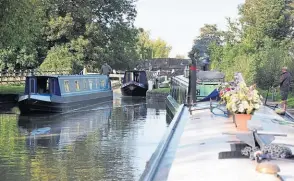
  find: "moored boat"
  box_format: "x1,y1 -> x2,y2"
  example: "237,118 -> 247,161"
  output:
18,74 -> 113,114
121,70 -> 148,97
170,70 -> 225,104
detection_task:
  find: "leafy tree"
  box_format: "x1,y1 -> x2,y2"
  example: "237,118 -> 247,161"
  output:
40,44 -> 82,74
205,0 -> 294,89
137,29 -> 153,60
0,0 -> 172,72
136,28 -> 172,60
151,38 -> 172,58
190,24 -> 222,59
40,0 -> 140,71
0,0 -> 45,48
239,0 -> 293,48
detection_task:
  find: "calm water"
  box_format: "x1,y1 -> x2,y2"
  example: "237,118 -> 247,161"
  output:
0,95 -> 169,181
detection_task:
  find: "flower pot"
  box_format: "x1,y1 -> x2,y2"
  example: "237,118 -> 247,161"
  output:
233,113 -> 252,131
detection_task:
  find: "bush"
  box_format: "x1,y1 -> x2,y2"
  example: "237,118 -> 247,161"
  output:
40,44 -> 83,74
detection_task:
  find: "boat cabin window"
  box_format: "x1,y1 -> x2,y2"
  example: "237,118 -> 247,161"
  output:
30,78 -> 36,93
84,80 -> 87,90
124,71 -> 147,84
64,80 -> 70,92
26,77 -> 60,95
100,79 -> 105,88
134,72 -> 140,82
36,78 -> 50,94
96,79 -> 99,89
75,81 -> 80,91
89,80 -> 93,90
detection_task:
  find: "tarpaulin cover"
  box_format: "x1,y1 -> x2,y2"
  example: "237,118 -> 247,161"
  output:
198,89 -> 220,102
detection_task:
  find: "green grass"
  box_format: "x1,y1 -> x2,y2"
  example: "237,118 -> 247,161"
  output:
0,84 -> 25,94
287,98 -> 294,108
258,88 -> 294,108
149,88 -> 170,94
258,88 -> 281,101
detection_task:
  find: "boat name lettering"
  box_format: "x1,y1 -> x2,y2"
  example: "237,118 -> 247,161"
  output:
196,89 -> 200,95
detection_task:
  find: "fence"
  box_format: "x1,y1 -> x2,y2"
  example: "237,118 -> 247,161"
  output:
0,69 -> 71,85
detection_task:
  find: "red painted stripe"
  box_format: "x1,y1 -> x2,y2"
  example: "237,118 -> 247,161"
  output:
190,66 -> 197,71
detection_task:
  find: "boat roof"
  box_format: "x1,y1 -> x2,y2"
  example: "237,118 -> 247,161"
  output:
197,70 -> 225,80
163,103 -> 294,181
26,74 -> 108,78
125,70 -> 146,73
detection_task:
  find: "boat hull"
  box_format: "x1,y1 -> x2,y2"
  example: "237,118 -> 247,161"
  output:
121,84 -> 148,97
18,91 -> 113,114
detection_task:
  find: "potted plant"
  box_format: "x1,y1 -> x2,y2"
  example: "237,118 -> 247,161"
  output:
218,83 -> 233,103
220,82 -> 263,131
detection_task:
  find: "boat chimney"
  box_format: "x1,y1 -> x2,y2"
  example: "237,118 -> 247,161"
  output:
83,66 -> 87,75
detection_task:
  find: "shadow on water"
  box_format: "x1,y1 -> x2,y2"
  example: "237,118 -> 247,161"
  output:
0,97 -> 168,181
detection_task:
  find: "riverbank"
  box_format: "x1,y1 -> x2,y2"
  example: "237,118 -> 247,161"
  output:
0,85 -> 24,104
146,88 -> 170,101
0,84 -> 24,94
259,88 -> 294,108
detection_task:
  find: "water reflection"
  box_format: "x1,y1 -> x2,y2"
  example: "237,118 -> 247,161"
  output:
0,98 -> 168,181
18,102 -> 113,151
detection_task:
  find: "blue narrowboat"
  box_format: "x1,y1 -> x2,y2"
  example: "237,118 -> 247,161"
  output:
18,75 -> 113,114
121,70 -> 149,97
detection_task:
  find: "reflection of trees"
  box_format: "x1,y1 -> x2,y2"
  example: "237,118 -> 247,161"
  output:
0,97 -> 166,181
1,110 -> 112,180
0,114 -> 29,180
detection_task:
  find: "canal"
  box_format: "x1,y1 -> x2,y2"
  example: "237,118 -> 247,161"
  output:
0,92 -> 170,181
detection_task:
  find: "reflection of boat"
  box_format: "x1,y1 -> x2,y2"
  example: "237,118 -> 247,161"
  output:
18,102 -> 113,149
120,96 -> 147,119
120,96 -> 146,105
121,71 -> 148,97
18,75 -> 113,114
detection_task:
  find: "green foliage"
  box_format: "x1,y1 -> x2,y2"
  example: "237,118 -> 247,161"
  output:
287,97 -> 294,108
40,44 -> 82,74
45,13 -> 75,43
0,0 -> 45,48
1,0 -> 171,72
239,0 -> 292,42
190,24 -> 222,60
202,0 -> 294,89
137,28 -> 172,60
255,38 -> 292,89
151,38 -> 172,58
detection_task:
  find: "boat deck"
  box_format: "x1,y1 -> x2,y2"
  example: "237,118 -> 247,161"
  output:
166,104 -> 294,181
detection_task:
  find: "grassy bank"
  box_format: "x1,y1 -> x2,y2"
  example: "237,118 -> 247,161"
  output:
258,88 -> 294,108
0,84 -> 25,94
149,88 -> 170,94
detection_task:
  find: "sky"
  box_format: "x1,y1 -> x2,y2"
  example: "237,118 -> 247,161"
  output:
134,0 -> 245,58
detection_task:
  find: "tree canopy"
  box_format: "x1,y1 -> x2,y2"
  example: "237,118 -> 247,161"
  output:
0,0 -> 171,72
137,28 -> 172,61
191,0 -> 294,89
